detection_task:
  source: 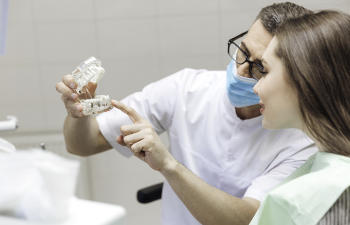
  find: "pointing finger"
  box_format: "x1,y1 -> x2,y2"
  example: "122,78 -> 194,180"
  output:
112,100 -> 143,123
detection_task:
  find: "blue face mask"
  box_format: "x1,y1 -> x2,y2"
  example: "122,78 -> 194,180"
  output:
226,60 -> 260,107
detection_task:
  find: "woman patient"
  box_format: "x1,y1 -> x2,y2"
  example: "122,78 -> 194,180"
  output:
114,10 -> 350,225
250,10 -> 350,225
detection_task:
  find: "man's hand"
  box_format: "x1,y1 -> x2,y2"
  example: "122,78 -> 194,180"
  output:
55,74 -> 97,118
112,100 -> 177,172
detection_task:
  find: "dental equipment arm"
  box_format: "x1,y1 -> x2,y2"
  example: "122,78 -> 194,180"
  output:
0,116 -> 18,131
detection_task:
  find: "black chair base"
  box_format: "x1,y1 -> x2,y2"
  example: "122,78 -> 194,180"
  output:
137,182 -> 163,204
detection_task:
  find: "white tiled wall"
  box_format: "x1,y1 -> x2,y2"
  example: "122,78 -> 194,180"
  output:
1,1 -> 349,225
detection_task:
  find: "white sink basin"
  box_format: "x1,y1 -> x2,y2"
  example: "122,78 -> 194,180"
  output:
0,198 -> 126,225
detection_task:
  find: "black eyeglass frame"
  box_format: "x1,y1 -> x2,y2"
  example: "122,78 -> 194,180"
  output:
227,31 -> 265,80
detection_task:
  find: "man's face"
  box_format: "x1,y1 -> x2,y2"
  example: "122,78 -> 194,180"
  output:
236,19 -> 273,78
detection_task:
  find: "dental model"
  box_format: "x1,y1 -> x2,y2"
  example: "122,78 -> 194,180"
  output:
72,57 -> 112,116
72,56 -> 105,94
80,95 -> 112,115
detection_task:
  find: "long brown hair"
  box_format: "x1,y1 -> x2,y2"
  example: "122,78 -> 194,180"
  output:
275,10 -> 350,156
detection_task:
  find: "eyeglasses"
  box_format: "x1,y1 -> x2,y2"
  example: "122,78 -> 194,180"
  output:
227,31 -> 266,80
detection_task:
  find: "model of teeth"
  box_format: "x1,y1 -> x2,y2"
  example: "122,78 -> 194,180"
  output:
72,56 -> 105,94
71,57 -> 112,115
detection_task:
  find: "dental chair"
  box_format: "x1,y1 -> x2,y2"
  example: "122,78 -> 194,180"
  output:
317,187 -> 350,224
137,184 -> 350,225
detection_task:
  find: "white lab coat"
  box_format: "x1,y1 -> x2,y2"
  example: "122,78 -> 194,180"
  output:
97,68 -> 317,225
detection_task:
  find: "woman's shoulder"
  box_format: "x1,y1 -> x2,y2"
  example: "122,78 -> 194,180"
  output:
262,152 -> 350,225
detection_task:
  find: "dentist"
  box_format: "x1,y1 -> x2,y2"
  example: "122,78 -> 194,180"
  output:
56,2 -> 317,225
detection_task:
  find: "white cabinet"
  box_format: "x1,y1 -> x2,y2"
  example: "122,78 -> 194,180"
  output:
0,198 -> 126,225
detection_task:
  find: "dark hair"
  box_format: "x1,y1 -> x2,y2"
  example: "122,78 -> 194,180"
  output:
256,2 -> 313,34
275,10 -> 350,156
